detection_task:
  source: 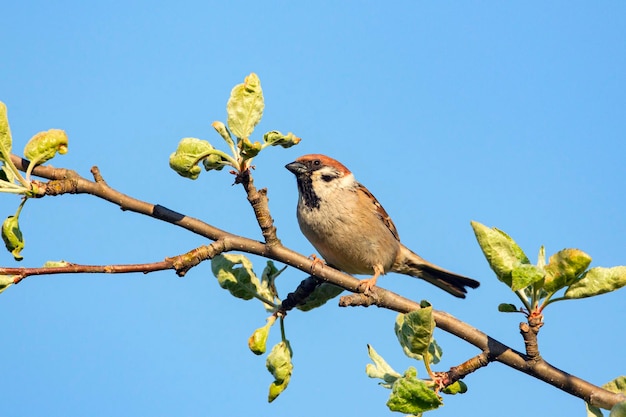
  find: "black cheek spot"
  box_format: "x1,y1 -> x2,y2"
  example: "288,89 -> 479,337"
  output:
321,175 -> 334,182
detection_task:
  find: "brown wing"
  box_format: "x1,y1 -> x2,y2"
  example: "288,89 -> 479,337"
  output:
356,183 -> 401,241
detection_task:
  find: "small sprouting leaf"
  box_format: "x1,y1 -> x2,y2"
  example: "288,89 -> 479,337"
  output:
498,303 -> 519,313
511,264 -> 544,291
42,260 -> 71,267
386,367 -> 443,414
442,380 -> 468,395
239,138 -> 263,159
296,282 -> 344,312
23,129 -> 68,164
586,402 -> 604,417
0,275 -> 14,294
266,340 -> 293,402
395,308 -> 435,359
258,261 -> 283,311
263,131 -> 301,148
227,73 -> 264,139
543,249 -> 592,293
0,164 -> 15,182
537,245 -> 546,269
169,138 -> 213,179
564,267 -> 626,299
202,154 -> 228,172
365,344 -> 402,389
248,316 -> 276,355
2,215 -> 24,261
0,101 -> 12,157
211,254 -> 262,300
211,121 -> 235,148
471,221 -> 530,287
428,339 -> 443,365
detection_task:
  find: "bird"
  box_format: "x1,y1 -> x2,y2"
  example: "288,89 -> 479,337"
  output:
285,154 -> 479,298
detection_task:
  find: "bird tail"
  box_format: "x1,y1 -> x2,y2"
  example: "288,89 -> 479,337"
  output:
395,246 -> 480,298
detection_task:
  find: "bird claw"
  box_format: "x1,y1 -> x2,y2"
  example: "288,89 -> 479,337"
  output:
358,278 -> 377,295
308,254 -> 325,273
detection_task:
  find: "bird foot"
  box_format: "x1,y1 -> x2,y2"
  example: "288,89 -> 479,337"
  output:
357,278 -> 376,295
308,254 -> 325,273
357,266 -> 384,295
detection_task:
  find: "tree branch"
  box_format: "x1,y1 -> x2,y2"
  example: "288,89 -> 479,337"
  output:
0,239 -> 234,283
7,154 -> 625,411
235,167 -> 281,247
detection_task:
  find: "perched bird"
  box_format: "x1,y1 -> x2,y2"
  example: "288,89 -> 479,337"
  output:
285,154 -> 479,298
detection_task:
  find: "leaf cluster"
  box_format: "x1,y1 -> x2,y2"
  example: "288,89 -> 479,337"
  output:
471,221 -> 626,315
367,307 -> 466,416
0,101 -> 68,261
168,73 -> 300,179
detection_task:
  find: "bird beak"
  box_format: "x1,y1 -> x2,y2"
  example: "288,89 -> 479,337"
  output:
285,161 -> 307,175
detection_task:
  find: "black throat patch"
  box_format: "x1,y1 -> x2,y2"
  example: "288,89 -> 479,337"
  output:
296,175 -> 320,209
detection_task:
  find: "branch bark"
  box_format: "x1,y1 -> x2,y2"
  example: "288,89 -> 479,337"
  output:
6,154 -> 625,411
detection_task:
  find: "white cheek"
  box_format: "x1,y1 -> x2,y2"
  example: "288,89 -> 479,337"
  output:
312,173 -> 356,200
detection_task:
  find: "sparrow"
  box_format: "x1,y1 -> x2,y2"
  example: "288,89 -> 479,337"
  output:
285,154 -> 479,298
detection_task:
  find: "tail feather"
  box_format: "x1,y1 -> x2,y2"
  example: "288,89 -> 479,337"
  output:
396,246 -> 480,298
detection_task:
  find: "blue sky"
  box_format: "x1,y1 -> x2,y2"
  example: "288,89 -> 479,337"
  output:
2,2 -> 625,416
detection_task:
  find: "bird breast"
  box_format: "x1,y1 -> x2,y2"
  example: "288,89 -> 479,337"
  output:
296,188 -> 399,275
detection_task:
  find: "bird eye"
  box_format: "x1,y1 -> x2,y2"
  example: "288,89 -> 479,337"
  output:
313,159 -> 320,166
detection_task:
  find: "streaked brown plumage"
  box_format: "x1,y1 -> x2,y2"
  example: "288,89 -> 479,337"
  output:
286,154 -> 479,298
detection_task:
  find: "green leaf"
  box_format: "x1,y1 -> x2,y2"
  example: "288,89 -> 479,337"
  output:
543,248 -> 592,293
427,339 -> 443,365
2,215 -> 24,261
263,130 -> 301,148
248,317 -> 275,355
227,73 -> 264,139
296,282 -> 344,312
0,163 -> 15,182
498,303 -> 519,313
211,254 -> 262,300
0,275 -> 14,294
258,261 -> 283,311
395,308 -> 435,359
266,340 -> 293,402
511,264 -> 545,291
471,221 -> 530,287
442,380 -> 468,395
239,138 -> 263,159
169,137 -> 230,179
0,101 -> 12,158
365,344 -> 402,389
201,153 -> 229,172
211,121 -> 235,149
603,376 -> 626,394
23,129 -> 68,164
42,260 -> 70,267
537,245 -> 546,268
564,267 -> 626,299
586,402 -> 604,417
169,138 -> 213,179
387,367 -> 443,414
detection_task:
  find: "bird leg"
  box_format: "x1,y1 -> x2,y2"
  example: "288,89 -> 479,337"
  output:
358,265 -> 384,294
